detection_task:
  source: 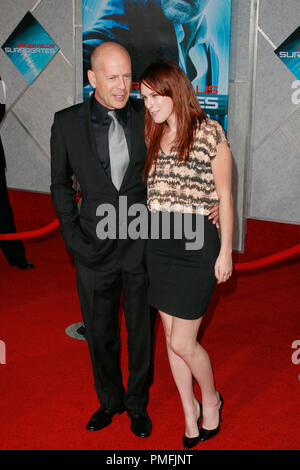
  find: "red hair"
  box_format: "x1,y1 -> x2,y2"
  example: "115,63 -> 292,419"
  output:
140,59 -> 206,183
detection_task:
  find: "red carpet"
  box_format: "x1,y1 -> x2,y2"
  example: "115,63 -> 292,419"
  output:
0,190 -> 299,450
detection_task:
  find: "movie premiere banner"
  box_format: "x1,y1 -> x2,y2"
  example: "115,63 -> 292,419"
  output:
274,26 -> 300,80
1,12 -> 59,85
82,0 -> 232,130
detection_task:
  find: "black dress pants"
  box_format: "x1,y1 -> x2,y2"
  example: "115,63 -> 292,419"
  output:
0,166 -> 25,262
75,259 -> 154,411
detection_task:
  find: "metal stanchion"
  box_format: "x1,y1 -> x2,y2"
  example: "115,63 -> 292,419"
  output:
65,322 -> 87,341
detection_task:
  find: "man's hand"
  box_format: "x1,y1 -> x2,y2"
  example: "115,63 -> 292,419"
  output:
208,204 -> 219,229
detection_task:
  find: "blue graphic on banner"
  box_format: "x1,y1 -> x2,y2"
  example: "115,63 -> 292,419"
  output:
82,0 -> 232,129
274,26 -> 300,80
1,11 -> 59,85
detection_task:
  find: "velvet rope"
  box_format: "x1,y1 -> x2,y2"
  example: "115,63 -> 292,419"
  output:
0,219 -> 59,240
0,191 -> 82,241
234,243 -> 300,271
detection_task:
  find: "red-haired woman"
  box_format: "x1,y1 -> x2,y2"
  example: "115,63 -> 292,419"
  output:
140,59 -> 233,449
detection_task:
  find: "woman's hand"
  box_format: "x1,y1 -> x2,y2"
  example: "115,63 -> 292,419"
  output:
214,252 -> 233,283
208,204 -> 220,229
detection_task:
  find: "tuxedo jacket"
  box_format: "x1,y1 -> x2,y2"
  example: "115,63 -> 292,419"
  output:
50,97 -> 148,271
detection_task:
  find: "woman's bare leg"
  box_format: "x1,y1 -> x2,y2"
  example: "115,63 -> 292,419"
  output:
160,311 -> 221,432
159,311 -> 200,437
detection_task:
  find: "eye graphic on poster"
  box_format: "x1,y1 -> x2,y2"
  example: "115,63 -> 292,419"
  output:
1,11 -> 59,85
82,0 -> 232,130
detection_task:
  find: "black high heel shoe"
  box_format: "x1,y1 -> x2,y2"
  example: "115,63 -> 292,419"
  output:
199,392 -> 224,442
182,400 -> 202,449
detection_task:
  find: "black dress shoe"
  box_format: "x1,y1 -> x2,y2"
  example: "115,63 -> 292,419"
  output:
199,392 -> 224,442
9,258 -> 34,270
86,404 -> 126,431
127,410 -> 152,437
182,400 -> 202,449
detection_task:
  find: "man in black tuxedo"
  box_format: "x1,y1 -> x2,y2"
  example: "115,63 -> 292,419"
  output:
0,88 -> 34,270
50,42 -> 153,437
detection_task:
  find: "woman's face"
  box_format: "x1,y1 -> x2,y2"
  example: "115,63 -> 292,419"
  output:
140,83 -> 175,125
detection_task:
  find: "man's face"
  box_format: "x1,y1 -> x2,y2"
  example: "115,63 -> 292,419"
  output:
88,50 -> 132,109
161,0 -> 209,24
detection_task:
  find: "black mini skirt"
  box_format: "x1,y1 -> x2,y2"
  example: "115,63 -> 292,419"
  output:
146,213 -> 220,319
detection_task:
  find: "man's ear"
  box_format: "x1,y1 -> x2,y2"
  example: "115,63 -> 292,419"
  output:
87,69 -> 96,89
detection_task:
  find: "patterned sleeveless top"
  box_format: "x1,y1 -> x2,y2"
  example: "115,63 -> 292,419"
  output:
147,119 -> 228,215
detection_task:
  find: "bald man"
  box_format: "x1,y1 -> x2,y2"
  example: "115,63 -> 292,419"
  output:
50,42 -> 153,437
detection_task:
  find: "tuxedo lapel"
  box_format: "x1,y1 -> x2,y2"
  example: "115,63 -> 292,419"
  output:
119,99 -> 144,191
77,98 -> 118,193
